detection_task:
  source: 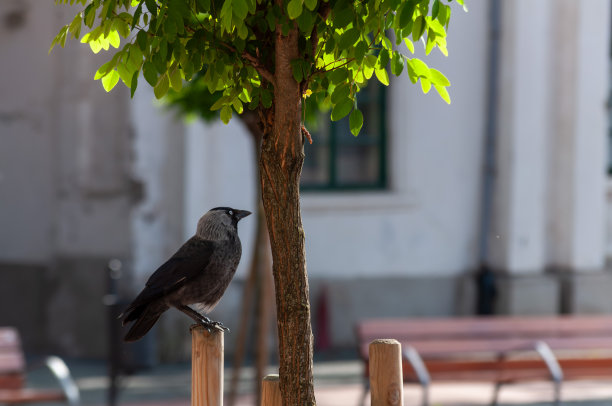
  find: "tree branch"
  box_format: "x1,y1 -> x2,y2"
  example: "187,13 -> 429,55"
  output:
242,50 -> 276,87
218,40 -> 276,86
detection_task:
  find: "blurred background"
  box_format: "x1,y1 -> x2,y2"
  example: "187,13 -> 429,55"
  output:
1,0 -> 611,405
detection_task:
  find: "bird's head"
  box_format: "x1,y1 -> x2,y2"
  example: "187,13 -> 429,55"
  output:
196,207 -> 251,239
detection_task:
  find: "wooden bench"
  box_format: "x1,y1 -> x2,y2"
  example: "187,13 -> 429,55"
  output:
0,327 -> 80,405
356,315 -> 612,406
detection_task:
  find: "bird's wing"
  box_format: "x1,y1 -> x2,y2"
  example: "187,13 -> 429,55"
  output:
127,237 -> 216,308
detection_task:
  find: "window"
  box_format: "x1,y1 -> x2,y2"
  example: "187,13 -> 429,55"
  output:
301,81 -> 387,190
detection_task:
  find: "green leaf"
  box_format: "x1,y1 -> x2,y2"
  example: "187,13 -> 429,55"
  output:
412,16 -> 425,40
95,60 -> 114,80
304,0 -> 317,11
291,60 -> 304,82
333,7 -> 353,28
425,32 -> 435,55
287,0 -> 303,19
195,0 -> 210,12
220,105 -> 232,124
374,67 -> 389,86
84,4 -> 96,27
328,68 -> 349,84
399,1 -> 416,30
143,61 -> 158,86
349,108 -> 363,136
297,10 -> 314,33
169,67 -> 182,90
434,84 -> 451,104
420,77 -> 431,94
363,56 -> 376,79
101,0 -> 115,20
145,0 -> 158,16
102,70 -> 120,92
338,27 -> 360,49
261,88 -> 273,108
107,30 -> 120,48
154,74 -> 169,99
331,82 -> 350,104
391,52 -> 404,76
406,59 -> 418,83
130,71 -> 138,98
438,4 -> 449,27
210,95 -> 230,111
410,58 -> 430,78
68,13 -> 82,38
432,0 -> 440,19
136,30 -> 148,51
429,68 -> 450,86
354,40 -> 368,64
364,54 -> 377,69
131,3 -> 143,28
117,62 -> 133,86
128,44 -> 143,68
89,39 -> 103,54
404,38 -> 415,54
233,0 -> 248,19
164,15 -> 178,39
220,0 -> 233,33
114,17 -> 130,38
376,48 -> 390,69
232,98 -> 244,114
331,96 -> 353,121
266,7 -> 278,31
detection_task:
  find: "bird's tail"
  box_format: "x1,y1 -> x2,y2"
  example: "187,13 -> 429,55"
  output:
123,301 -> 168,342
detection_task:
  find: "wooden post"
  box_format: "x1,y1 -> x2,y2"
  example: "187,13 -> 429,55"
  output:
261,374 -> 282,406
191,325 -> 224,406
369,339 -> 404,406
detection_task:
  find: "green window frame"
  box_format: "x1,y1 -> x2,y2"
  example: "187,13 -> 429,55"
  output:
301,82 -> 387,191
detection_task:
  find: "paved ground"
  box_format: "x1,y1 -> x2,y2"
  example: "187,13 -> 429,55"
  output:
25,357 -> 612,406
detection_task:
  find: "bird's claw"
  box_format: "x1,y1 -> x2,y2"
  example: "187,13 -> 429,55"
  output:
199,317 -> 230,333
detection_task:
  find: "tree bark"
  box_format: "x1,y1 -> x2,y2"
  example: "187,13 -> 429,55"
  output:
259,12 -> 316,406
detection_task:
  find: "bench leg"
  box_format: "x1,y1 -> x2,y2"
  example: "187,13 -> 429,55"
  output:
491,381 -> 502,406
421,383 -> 430,406
45,356 -> 80,406
403,346 -> 431,406
553,380 -> 561,406
359,377 -> 369,406
534,341 -> 563,406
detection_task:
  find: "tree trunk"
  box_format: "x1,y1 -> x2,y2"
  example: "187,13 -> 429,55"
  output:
228,111 -> 276,406
259,13 -> 316,406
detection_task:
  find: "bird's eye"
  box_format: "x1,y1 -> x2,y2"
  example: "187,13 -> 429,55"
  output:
228,210 -> 234,216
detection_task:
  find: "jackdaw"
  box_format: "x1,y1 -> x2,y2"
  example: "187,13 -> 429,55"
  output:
121,207 -> 251,342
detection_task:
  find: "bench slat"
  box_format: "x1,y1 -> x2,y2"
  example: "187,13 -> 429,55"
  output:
356,316 -> 612,385
360,336 -> 612,358
0,389 -> 67,404
357,316 -> 612,341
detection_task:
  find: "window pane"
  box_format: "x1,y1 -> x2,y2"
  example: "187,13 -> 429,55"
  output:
336,145 -> 381,185
301,80 -> 386,190
302,144 -> 330,185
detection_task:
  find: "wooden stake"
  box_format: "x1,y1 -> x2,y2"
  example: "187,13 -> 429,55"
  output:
369,339 -> 404,406
191,325 -> 224,406
261,374 -> 281,406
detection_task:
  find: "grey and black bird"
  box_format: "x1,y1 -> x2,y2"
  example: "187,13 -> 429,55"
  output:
121,207 -> 251,342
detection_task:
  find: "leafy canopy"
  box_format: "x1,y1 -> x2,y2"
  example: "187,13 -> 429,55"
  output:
52,0 -> 464,135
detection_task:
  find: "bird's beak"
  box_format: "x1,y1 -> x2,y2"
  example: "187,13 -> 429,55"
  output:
235,210 -> 252,220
